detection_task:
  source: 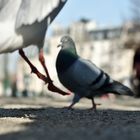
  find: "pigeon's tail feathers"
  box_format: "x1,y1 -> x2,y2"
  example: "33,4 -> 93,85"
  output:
105,81 -> 134,96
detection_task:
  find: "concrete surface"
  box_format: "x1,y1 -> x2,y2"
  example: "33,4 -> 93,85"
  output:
0,96 -> 140,140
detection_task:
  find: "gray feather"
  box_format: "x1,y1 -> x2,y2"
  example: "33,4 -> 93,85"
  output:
103,81 -> 134,96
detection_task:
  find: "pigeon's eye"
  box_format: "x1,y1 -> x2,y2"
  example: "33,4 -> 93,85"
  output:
62,38 -> 68,42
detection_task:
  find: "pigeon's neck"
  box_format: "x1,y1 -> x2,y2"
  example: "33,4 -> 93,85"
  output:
56,49 -> 79,73
63,45 -> 77,56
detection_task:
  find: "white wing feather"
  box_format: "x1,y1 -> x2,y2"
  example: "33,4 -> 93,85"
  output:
0,0 -> 67,53
0,0 -> 21,22
15,0 -> 64,28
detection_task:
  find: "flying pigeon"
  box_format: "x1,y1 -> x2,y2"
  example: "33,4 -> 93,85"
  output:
56,35 -> 134,109
0,0 -> 69,95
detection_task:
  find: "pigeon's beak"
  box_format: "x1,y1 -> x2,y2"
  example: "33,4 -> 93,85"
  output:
57,41 -> 63,48
57,44 -> 62,48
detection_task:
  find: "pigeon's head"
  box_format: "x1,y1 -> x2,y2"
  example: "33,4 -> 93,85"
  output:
58,35 -> 77,55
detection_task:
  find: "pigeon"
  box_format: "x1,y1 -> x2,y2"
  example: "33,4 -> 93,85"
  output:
56,35 -> 134,109
0,0 -> 69,95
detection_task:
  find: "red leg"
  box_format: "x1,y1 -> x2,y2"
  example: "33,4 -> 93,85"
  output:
63,103 -> 75,110
19,49 -> 70,96
38,48 -> 70,95
39,48 -> 52,82
19,49 -> 49,83
91,98 -> 101,111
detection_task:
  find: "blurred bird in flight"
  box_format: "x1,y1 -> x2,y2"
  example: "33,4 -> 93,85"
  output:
0,0 -> 69,96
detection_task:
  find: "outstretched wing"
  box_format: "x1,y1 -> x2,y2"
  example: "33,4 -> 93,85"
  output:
15,0 -> 67,28
0,0 -> 21,22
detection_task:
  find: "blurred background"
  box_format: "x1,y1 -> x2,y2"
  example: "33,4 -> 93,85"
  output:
0,0 -> 140,98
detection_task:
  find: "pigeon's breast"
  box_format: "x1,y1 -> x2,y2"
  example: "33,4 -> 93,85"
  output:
56,50 -> 78,74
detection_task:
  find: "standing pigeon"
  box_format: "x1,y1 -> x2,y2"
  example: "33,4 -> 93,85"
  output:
0,0 -> 69,95
56,35 -> 134,109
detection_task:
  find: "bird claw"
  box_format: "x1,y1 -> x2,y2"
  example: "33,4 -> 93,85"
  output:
30,70 -> 35,74
95,103 -> 101,106
90,103 -> 101,111
30,65 -> 37,74
63,106 -> 74,110
45,79 -> 53,85
88,107 -> 97,112
48,82 -> 70,96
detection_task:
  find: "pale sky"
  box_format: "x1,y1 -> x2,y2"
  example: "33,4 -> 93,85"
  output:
54,0 -> 131,27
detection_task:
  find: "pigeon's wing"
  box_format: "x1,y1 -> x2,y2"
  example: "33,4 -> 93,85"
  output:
15,0 -> 67,29
68,58 -> 108,89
